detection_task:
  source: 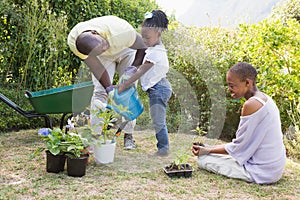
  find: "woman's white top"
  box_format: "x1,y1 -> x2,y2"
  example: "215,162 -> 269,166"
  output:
225,95 -> 286,184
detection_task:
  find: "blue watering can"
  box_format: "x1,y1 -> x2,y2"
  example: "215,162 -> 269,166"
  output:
94,86 -> 144,121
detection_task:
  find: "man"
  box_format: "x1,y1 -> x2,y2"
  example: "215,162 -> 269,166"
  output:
68,15 -> 146,149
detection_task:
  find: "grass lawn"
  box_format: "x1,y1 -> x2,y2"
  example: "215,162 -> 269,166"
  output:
0,129 -> 299,200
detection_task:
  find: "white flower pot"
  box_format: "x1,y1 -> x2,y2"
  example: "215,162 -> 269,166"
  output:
92,140 -> 116,164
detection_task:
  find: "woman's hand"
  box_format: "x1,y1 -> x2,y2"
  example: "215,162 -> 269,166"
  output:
192,145 -> 210,156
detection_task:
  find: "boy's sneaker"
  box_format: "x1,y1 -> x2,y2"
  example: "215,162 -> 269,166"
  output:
124,137 -> 136,150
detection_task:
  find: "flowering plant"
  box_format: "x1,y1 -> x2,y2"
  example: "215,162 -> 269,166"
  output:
60,117 -> 90,158
37,128 -> 66,155
93,109 -> 116,144
89,99 -> 129,145
37,126 -> 89,158
60,132 -> 89,158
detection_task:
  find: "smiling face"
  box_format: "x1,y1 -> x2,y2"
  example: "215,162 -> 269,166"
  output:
226,71 -> 250,99
141,27 -> 161,47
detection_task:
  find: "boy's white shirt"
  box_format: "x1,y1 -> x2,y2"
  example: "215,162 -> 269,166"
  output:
140,44 -> 169,91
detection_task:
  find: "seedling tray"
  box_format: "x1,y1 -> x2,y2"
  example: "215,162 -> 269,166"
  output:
163,164 -> 194,178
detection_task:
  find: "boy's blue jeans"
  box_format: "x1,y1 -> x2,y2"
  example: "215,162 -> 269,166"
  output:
147,78 -> 172,154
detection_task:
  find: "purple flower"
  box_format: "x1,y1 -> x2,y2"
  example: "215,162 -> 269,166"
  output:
38,128 -> 50,136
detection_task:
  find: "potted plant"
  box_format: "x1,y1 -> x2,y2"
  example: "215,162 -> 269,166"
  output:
163,149 -> 194,178
60,131 -> 89,177
37,128 -> 67,173
89,109 -> 117,164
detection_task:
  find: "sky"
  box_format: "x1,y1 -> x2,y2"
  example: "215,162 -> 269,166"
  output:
155,0 -> 284,28
155,0 -> 193,17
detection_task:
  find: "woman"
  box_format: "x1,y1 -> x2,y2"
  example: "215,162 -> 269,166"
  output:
192,62 -> 286,184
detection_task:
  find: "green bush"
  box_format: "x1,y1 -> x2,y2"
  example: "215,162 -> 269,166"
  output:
162,24 -> 236,139
0,0 -> 158,131
0,0 -> 75,91
284,99 -> 300,160
284,124 -> 300,161
0,0 -> 158,92
233,19 -> 300,130
0,85 -> 43,132
269,0 -> 300,22
161,19 -> 299,140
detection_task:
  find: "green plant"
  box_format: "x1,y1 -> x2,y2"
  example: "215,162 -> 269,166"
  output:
269,0 -> 300,22
37,120 -> 89,158
284,125 -> 300,161
284,99 -> 300,160
53,116 -> 90,158
85,98 -> 131,145
60,132 -> 88,158
91,109 -> 117,144
36,128 -> 66,155
195,126 -> 207,136
62,108 -> 118,157
171,149 -> 192,168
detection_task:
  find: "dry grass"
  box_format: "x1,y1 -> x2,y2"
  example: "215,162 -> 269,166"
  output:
0,129 -> 299,200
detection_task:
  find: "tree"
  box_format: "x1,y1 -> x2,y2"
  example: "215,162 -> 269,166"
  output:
269,0 -> 300,22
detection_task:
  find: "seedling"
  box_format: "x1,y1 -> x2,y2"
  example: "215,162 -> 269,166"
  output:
170,149 -> 192,170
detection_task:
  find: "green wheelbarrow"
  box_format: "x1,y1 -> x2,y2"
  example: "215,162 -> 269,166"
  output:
0,81 -> 94,129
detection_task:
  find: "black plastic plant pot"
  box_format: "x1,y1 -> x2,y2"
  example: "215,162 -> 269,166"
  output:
46,150 -> 66,173
163,164 -> 194,178
66,156 -> 88,177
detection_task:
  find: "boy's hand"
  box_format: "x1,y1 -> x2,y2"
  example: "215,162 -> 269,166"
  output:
124,66 -> 137,76
117,83 -> 127,94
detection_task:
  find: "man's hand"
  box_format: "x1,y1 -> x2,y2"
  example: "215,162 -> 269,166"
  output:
106,85 -> 116,94
105,85 -> 116,102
